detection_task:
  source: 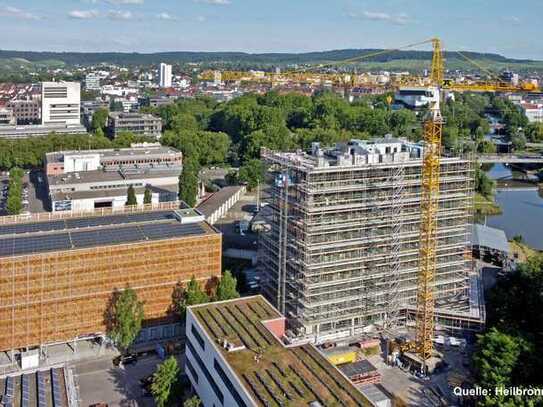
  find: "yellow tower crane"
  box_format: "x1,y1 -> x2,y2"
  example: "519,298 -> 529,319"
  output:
415,38 -> 444,366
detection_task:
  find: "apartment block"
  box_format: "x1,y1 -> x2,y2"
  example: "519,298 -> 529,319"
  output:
259,137 -> 482,343
107,112 -> 162,139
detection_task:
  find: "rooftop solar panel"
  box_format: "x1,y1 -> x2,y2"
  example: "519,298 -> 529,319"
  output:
65,211 -> 174,229
0,210 -> 176,238
0,234 -> 72,257
140,223 -> 205,240
0,215 -> 210,258
0,220 -> 66,237
71,226 -> 146,248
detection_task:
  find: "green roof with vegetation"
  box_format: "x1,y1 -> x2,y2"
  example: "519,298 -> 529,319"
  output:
191,296 -> 370,407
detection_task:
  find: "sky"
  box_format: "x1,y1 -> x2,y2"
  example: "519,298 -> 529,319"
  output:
0,0 -> 542,59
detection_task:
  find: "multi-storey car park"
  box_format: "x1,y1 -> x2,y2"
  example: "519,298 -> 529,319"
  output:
259,137 -> 484,343
186,296 -> 373,407
0,204 -> 221,355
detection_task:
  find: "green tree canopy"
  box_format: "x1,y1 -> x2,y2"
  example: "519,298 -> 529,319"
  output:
475,167 -> 496,198
179,155 -> 199,207
91,108 -> 109,133
151,356 -> 180,407
126,185 -> 137,206
107,287 -> 144,353
215,270 -> 240,301
183,396 -> 202,407
172,276 -> 209,318
144,187 -> 152,204
238,159 -> 266,190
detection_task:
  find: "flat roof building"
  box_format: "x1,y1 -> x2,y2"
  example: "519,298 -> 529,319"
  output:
0,123 -> 87,140
45,144 -> 182,212
41,82 -> 81,126
107,112 -> 162,139
260,136 -> 482,342
0,205 -> 221,353
186,296 -> 371,407
6,99 -> 41,125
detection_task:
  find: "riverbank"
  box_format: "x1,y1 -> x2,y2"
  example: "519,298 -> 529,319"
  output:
474,193 -> 502,216
510,240 -> 541,263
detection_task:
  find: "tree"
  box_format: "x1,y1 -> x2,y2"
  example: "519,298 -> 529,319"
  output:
172,276 -> 209,318
179,155 -> 199,207
475,167 -> 495,198
144,187 -> 153,205
151,356 -> 180,407
107,287 -> 144,353
91,108 -> 109,133
6,167 -> 23,215
183,396 -> 202,407
126,185 -> 138,206
215,271 -> 240,301
238,159 -> 266,191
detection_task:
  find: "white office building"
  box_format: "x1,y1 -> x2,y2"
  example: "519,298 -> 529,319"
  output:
45,144 -> 182,212
159,63 -> 173,88
85,73 -> 101,90
41,82 -> 81,126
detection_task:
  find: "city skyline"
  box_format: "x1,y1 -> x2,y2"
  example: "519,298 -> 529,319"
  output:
0,0 -> 542,59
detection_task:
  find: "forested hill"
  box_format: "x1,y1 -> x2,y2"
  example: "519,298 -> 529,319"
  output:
0,48 -> 536,66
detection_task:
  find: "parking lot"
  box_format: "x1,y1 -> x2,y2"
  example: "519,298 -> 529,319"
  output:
73,353 -> 185,407
0,170 -> 49,215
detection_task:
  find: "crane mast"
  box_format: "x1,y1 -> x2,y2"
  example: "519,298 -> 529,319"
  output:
415,38 -> 443,367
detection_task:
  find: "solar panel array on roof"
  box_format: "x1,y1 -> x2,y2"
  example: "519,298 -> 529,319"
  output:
38,371 -> 47,407
0,221 -> 206,258
0,234 -> 72,257
65,211 -> 174,229
0,210 -> 176,238
0,220 -> 66,237
51,369 -> 64,407
21,374 -> 30,407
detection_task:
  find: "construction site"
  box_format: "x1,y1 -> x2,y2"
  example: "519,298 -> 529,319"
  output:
0,203 -> 221,355
259,137 -> 483,344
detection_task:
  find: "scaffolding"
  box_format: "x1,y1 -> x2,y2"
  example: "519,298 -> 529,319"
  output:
259,145 -> 478,341
0,220 -> 221,352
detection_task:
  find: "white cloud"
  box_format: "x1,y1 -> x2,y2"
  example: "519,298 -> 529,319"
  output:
105,0 -> 144,4
348,10 -> 409,25
68,9 -> 100,19
107,10 -> 133,19
156,12 -> 177,21
195,0 -> 231,5
0,5 -> 42,20
502,16 -> 521,24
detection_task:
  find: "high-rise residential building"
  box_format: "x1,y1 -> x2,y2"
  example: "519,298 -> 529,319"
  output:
159,63 -> 173,88
85,73 -> 101,90
41,81 -> 81,126
259,137 -> 484,343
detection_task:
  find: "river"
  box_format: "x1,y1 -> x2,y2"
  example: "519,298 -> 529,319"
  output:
483,164 -> 543,250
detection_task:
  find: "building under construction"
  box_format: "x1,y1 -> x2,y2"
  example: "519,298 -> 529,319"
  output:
259,137 -> 484,342
0,204 -> 221,352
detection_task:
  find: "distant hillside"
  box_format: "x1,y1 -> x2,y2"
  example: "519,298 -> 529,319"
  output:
0,48 -> 538,67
